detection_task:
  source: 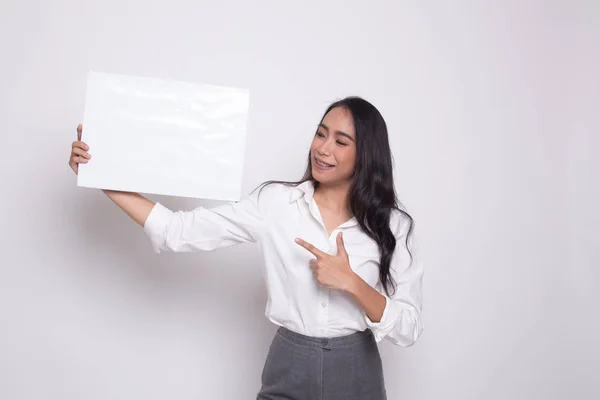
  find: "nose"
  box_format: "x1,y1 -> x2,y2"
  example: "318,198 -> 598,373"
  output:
317,140 -> 334,157
317,147 -> 330,157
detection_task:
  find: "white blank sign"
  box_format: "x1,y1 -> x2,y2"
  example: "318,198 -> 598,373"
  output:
77,71 -> 250,201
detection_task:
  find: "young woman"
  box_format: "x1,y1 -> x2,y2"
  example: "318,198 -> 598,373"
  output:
69,96 -> 424,399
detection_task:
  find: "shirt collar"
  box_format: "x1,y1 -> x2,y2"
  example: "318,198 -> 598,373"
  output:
289,180 -> 315,204
289,180 -> 358,228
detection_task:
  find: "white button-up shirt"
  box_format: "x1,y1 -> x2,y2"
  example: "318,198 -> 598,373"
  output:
143,181 -> 424,346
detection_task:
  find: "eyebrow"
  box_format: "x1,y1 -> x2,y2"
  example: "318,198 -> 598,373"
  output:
318,123 -> 355,142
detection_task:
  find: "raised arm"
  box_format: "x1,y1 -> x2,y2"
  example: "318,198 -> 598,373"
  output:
69,124 -> 156,226
70,124 -> 281,253
102,190 -> 156,227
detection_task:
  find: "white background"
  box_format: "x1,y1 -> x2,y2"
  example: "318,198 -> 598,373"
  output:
1,1 -> 598,399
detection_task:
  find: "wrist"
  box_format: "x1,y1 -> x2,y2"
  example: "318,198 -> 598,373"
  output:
345,272 -> 363,296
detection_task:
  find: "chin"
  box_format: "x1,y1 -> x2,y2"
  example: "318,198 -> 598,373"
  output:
311,171 -> 350,187
311,170 -> 328,183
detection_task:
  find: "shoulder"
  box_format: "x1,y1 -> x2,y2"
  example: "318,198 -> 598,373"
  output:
389,208 -> 422,263
389,208 -> 414,240
246,181 -> 298,212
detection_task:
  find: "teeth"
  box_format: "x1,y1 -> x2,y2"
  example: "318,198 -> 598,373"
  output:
316,160 -> 332,167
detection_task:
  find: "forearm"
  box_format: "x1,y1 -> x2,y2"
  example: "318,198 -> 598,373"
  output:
347,274 -> 387,323
102,189 -> 156,227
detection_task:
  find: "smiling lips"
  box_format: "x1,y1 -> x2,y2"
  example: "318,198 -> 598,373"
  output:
314,156 -> 334,169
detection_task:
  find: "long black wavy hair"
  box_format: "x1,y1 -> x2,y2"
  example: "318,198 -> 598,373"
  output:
259,96 -> 414,297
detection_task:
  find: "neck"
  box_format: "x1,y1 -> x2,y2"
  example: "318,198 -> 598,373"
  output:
313,181 -> 352,215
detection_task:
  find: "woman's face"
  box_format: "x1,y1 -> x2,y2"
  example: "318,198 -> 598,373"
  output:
310,106 -> 357,187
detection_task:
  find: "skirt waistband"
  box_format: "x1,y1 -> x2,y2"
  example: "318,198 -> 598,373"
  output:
276,326 -> 374,349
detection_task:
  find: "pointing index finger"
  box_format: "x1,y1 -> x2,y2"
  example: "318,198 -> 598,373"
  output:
295,238 -> 326,258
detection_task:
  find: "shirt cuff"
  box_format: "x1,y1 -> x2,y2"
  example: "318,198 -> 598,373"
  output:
364,296 -> 399,342
143,202 -> 174,253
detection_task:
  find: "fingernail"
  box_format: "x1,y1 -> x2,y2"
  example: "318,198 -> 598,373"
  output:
294,238 -> 300,243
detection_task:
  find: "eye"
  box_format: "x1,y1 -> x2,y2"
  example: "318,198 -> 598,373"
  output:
315,131 -> 326,138
336,140 -> 348,146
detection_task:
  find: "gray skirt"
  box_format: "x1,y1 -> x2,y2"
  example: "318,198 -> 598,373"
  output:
257,326 -> 387,400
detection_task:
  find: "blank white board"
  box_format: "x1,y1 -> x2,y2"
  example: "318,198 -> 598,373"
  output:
77,71 -> 250,200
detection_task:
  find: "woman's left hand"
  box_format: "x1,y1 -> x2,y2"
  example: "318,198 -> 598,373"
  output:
295,232 -> 358,292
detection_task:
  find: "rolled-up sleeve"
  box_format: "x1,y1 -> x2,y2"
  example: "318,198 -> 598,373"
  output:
364,213 -> 424,347
143,188 -> 269,253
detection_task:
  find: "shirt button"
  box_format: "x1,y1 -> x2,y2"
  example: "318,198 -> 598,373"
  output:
321,302 -> 327,308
